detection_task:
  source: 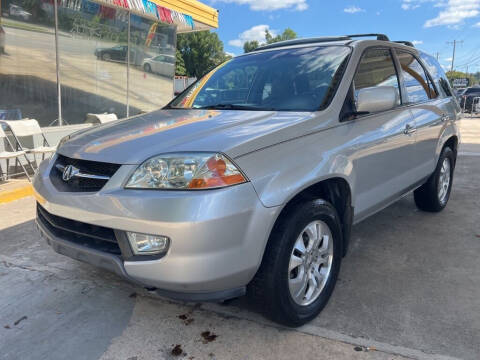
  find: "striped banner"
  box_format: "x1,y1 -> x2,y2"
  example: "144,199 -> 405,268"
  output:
94,0 -> 195,29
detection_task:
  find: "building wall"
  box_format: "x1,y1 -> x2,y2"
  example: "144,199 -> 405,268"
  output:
0,0 -> 177,127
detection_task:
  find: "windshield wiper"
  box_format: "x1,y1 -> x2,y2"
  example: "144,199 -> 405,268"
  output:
195,104 -> 275,111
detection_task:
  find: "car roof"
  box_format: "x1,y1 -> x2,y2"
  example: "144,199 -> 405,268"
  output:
242,34 -> 420,57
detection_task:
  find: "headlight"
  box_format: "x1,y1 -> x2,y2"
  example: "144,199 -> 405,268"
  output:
125,153 -> 247,189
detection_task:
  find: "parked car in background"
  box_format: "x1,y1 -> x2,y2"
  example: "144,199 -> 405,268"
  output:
460,86 -> 480,113
142,55 -> 175,76
9,4 -> 32,21
454,88 -> 465,100
95,45 -> 128,62
34,34 -> 460,327
0,25 -> 5,54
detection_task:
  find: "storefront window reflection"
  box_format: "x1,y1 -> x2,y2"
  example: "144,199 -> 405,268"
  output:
0,0 -> 57,126
0,0 -> 176,127
129,15 -> 175,116
58,1 -> 129,124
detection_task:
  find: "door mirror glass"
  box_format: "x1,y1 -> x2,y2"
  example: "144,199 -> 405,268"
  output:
356,86 -> 399,113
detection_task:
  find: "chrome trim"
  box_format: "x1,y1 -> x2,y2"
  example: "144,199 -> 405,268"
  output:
55,164 -> 110,181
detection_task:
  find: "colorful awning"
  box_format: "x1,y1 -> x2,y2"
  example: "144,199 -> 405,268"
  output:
95,0 -> 218,32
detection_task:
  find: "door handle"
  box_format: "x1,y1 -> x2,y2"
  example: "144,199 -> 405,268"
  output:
441,114 -> 450,122
404,124 -> 416,135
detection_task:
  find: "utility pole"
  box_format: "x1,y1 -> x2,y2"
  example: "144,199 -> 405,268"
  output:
446,40 -> 463,72
435,52 -> 439,61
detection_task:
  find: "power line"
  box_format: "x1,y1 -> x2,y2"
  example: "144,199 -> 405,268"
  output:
456,54 -> 480,69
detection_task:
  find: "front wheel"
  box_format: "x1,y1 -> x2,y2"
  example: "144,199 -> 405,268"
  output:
248,199 -> 342,327
414,146 -> 455,212
144,63 -> 152,73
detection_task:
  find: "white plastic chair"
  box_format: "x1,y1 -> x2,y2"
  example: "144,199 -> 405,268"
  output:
0,125 -> 33,181
85,113 -> 118,125
0,119 -> 56,167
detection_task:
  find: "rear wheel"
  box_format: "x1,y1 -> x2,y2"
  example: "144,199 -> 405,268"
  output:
248,199 -> 342,327
102,53 -> 111,61
144,63 -> 152,73
414,146 -> 455,212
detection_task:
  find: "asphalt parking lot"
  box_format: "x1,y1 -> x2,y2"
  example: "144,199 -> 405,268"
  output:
1,118 -> 479,360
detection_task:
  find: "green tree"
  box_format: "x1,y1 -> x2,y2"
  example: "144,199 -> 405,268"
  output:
446,70 -> 476,87
177,31 -> 230,78
243,40 -> 259,54
266,28 -> 297,44
175,49 -> 187,76
243,28 -> 297,53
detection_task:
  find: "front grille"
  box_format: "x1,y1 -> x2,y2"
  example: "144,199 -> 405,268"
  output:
37,204 -> 121,256
50,154 -> 121,192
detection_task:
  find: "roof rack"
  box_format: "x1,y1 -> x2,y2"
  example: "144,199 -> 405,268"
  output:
255,36 -> 351,51
394,41 -> 415,47
346,33 -> 390,41
254,33 -> 393,52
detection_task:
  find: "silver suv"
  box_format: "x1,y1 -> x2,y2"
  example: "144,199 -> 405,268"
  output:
34,34 -> 460,326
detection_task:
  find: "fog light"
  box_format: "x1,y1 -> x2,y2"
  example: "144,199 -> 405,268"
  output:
126,232 -> 170,255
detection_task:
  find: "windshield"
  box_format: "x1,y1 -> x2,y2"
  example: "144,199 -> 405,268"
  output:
168,46 -> 351,111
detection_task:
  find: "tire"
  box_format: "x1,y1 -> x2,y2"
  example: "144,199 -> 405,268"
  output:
102,53 -> 111,61
144,63 -> 151,73
248,199 -> 342,327
414,146 -> 455,212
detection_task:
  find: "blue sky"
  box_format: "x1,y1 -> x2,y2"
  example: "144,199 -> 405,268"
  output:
205,0 -> 480,72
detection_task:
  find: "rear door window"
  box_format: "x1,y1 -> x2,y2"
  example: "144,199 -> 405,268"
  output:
353,48 -> 401,106
396,51 -> 435,103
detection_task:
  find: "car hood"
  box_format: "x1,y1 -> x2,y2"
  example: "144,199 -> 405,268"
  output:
58,109 -> 323,164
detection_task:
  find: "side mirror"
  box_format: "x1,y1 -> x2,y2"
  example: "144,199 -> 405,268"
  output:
356,86 -> 398,113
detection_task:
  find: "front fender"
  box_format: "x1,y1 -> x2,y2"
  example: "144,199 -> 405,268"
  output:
234,135 -> 355,208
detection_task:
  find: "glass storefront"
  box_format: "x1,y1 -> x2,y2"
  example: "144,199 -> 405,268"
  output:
0,0 -> 176,127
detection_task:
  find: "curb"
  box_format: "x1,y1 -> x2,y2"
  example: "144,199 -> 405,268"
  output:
0,184 -> 34,205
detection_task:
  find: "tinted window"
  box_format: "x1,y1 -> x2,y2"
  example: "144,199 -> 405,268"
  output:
419,52 -> 452,97
396,51 -> 433,102
169,46 -> 351,111
465,88 -> 480,95
353,48 -> 401,106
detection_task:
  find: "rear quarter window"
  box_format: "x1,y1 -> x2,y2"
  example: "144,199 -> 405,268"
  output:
419,52 -> 453,97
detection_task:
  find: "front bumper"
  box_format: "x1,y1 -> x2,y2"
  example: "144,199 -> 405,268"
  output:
33,156 -> 278,301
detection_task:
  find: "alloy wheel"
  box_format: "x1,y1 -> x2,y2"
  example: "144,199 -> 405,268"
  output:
288,220 -> 334,306
437,157 -> 451,205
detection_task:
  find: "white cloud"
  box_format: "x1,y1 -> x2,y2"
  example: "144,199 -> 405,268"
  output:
412,40 -> 423,45
445,57 -> 453,61
228,25 -> 276,48
344,6 -> 365,13
401,0 -> 450,10
402,3 -> 420,10
474,21 -> 480,26
225,51 -> 236,57
401,0 -> 434,10
212,0 -> 308,11
424,0 -> 480,28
